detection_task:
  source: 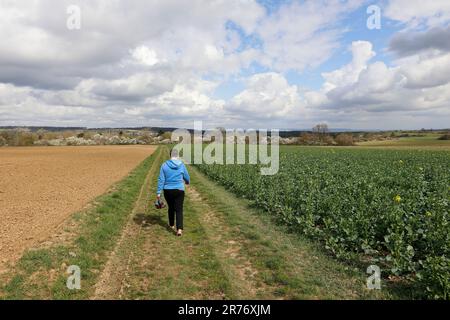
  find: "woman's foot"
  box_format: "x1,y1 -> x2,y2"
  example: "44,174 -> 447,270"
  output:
169,225 -> 176,232
176,229 -> 183,237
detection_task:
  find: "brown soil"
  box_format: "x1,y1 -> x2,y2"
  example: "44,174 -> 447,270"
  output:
0,145 -> 155,271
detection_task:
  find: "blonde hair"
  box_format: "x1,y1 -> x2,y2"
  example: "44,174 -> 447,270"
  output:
170,148 -> 179,158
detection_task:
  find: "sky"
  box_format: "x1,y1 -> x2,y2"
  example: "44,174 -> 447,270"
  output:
0,0 -> 450,130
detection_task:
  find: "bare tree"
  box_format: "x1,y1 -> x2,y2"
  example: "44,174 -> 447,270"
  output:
312,123 -> 329,143
312,123 -> 329,135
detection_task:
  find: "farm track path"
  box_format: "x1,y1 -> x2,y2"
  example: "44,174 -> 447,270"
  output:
92,148 -> 232,299
91,147 -> 269,299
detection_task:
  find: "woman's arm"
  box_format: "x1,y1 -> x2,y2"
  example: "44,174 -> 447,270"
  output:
182,164 -> 190,185
156,165 -> 165,197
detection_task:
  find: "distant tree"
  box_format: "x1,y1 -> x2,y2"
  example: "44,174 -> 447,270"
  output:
298,132 -> 316,145
138,132 -> 153,144
323,135 -> 335,145
312,123 -> 329,135
0,131 -> 8,141
37,129 -> 46,140
15,131 -> 36,146
438,133 -> 450,140
312,123 -> 329,144
335,134 -> 354,146
162,131 -> 172,140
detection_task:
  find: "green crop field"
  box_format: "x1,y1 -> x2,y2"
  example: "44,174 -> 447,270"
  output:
196,146 -> 450,299
357,135 -> 450,149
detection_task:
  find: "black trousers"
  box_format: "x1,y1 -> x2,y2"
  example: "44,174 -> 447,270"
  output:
163,189 -> 185,230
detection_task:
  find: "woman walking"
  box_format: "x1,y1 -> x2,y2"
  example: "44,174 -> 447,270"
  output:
156,149 -> 190,236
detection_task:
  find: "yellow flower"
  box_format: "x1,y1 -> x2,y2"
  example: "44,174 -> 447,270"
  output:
394,195 -> 401,203
426,211 -> 432,217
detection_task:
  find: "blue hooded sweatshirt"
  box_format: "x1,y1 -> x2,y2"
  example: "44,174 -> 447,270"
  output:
157,158 -> 190,195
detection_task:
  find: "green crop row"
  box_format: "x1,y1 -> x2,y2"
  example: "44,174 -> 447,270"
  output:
196,147 -> 450,299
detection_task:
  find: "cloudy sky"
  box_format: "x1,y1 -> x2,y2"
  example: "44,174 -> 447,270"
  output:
0,0 -> 449,130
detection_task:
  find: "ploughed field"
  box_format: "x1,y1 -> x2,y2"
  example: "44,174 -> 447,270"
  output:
196,146 -> 450,299
0,145 -> 155,270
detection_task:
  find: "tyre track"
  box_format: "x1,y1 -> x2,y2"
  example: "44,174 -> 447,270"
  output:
187,185 -> 266,299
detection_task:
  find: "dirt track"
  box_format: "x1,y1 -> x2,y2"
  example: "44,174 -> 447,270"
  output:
0,146 -> 155,270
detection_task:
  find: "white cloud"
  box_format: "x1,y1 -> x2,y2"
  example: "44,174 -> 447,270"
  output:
131,46 -> 159,66
385,0 -> 450,29
146,85 -> 225,118
0,84 -> 96,126
322,41 -> 376,91
204,45 -> 224,62
398,52 -> 450,89
120,84 -> 226,127
85,72 -> 177,102
0,0 -> 265,87
254,0 -> 364,72
0,0 -> 267,127
227,72 -> 303,120
305,40 -> 450,127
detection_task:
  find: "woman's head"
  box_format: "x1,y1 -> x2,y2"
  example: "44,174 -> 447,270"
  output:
170,148 -> 179,158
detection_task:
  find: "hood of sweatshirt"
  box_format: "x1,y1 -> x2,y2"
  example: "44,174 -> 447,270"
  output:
166,158 -> 183,169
